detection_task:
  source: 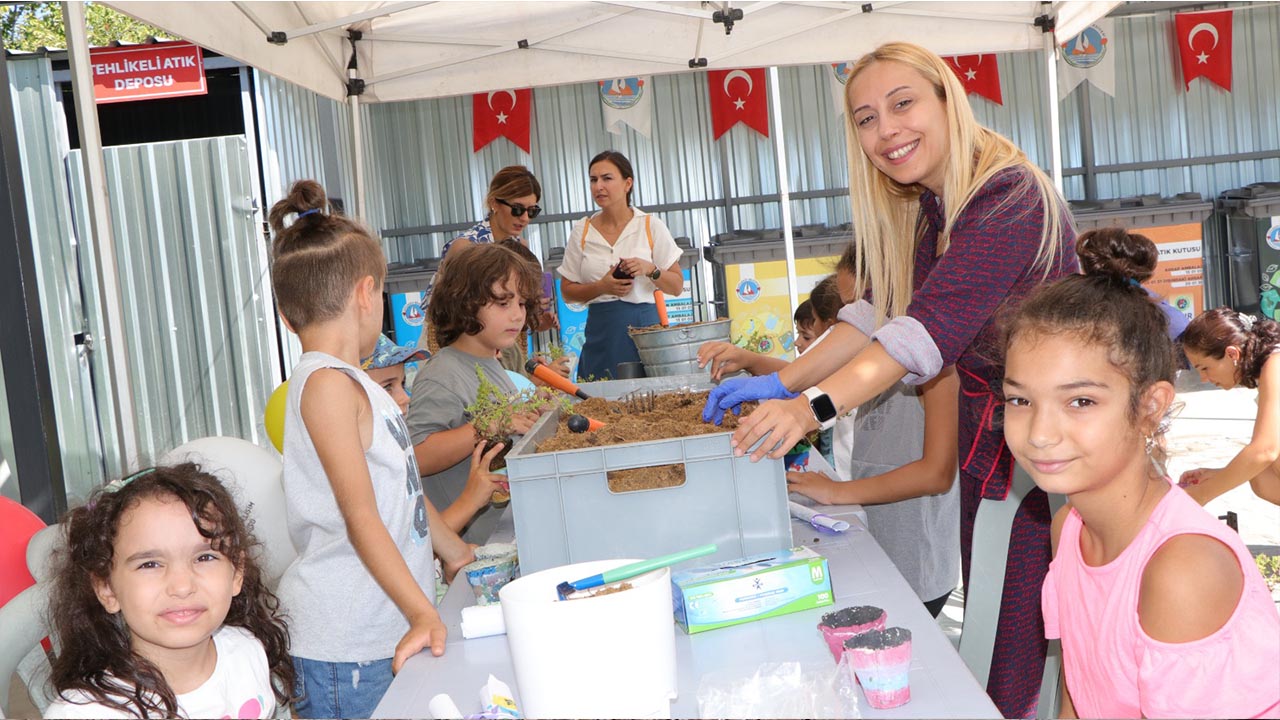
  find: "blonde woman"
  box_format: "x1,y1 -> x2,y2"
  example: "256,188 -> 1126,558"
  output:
703,42 -> 1075,718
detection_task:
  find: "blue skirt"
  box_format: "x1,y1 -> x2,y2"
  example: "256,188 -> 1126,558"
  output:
578,300 -> 659,381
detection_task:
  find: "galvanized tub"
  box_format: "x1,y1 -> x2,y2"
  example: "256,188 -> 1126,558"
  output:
628,319 -> 732,377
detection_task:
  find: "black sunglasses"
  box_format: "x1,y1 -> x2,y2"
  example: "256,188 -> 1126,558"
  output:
496,197 -> 541,219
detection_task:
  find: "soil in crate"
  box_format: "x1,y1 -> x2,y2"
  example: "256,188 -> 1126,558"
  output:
536,390 -> 756,491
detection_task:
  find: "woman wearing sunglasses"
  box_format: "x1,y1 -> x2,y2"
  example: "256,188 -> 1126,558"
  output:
559,150 -> 684,380
427,165 -> 555,334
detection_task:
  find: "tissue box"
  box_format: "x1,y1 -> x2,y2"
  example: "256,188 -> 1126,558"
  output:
671,546 -> 833,634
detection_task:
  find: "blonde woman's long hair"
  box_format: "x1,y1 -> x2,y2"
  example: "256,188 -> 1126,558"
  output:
842,42 -> 1072,322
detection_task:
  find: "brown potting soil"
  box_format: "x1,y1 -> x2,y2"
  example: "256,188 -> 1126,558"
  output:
536,390 -> 755,491
566,581 -> 634,601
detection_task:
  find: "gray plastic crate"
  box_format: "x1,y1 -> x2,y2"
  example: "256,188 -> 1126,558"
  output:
504,377 -> 792,574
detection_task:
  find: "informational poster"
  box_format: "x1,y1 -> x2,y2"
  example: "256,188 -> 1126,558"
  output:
1261,216 -> 1280,320
725,257 -> 838,358
1140,223 -> 1205,323
389,291 -> 427,348
90,42 -> 207,104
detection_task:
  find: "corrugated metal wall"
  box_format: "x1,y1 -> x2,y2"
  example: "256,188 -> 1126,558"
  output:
1084,5 -> 1280,199
8,56 -> 105,499
66,136 -> 275,472
253,70 -> 358,368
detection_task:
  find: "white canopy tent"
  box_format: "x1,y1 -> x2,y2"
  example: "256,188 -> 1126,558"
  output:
69,0 -> 1116,463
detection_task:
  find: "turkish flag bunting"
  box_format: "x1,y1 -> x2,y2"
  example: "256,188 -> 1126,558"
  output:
473,88 -> 533,153
708,68 -> 769,140
1175,10 -> 1232,91
943,54 -> 1003,105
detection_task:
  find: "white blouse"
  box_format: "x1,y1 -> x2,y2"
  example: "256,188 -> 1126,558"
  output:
558,208 -> 682,305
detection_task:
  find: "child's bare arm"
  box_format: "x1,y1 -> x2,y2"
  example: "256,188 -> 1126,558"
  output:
414,424 -> 479,477
1182,356 -> 1280,504
301,370 -> 446,671
439,443 -> 507,537
788,368 -> 959,506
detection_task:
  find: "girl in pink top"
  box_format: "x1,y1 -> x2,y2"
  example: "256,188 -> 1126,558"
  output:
1000,231 -> 1280,719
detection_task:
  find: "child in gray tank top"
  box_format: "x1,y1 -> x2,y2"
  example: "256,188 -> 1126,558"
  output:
267,180 -> 474,719
408,243 -> 551,544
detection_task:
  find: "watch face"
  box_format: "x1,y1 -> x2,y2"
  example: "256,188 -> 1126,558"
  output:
810,393 -> 838,423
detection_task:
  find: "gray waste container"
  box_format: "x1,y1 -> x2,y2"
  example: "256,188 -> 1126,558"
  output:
1218,183 -> 1280,318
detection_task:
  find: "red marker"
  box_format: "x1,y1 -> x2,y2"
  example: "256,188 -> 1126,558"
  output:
525,359 -> 591,400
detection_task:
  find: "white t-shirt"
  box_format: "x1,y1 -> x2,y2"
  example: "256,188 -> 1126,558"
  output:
558,208 -> 682,305
44,625 -> 274,719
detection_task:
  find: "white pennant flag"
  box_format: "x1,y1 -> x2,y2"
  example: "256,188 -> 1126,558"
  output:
1058,19 -> 1116,101
829,61 -> 854,116
600,77 -> 652,138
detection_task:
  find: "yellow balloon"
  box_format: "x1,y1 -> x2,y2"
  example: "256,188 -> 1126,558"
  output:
264,380 -> 288,453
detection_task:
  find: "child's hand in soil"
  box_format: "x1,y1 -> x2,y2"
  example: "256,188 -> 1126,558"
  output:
698,341 -> 756,380
511,410 -> 542,434
463,442 -> 509,508
395,608 -> 449,671
786,470 -> 844,506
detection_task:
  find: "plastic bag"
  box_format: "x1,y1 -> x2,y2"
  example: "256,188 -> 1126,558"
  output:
696,660 -> 861,719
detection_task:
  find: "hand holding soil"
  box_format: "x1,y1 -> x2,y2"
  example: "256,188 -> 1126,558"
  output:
465,441 -> 510,506
698,340 -> 755,380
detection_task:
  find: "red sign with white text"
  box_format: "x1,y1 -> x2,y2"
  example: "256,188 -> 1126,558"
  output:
90,42 -> 207,104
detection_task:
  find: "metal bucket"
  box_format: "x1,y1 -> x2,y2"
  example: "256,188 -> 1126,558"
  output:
628,319 -> 732,377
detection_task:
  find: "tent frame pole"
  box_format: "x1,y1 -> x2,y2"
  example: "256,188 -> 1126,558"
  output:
62,0 -> 139,471
768,66 -> 800,327
1044,29 -> 1064,193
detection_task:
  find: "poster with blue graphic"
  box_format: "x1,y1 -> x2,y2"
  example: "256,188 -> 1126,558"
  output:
389,291 -> 426,348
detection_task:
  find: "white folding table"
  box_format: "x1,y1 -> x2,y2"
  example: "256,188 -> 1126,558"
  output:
373,503 -> 998,719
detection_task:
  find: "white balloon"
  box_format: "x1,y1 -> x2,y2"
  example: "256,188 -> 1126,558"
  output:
161,437 -> 297,589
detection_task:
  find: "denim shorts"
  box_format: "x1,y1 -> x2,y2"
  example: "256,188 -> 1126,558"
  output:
291,655 -> 394,719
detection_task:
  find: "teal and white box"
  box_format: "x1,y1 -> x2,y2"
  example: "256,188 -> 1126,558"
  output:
671,547 -> 833,634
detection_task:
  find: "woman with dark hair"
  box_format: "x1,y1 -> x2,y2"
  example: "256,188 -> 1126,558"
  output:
558,150 -> 684,380
1179,307 -> 1280,506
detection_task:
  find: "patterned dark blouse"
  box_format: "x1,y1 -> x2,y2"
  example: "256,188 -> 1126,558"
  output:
905,167 -> 1077,500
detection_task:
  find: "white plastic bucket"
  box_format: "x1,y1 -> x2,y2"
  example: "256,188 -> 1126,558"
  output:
499,559 -> 677,719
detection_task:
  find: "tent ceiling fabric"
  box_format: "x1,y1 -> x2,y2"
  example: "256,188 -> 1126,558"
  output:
106,1 -> 1118,103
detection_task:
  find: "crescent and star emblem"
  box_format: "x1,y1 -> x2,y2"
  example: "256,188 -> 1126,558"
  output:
723,69 -> 753,110
487,90 -> 517,124
1187,22 -> 1219,64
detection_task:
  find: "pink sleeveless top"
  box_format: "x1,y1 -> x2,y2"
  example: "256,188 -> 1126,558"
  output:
1043,483 -> 1280,719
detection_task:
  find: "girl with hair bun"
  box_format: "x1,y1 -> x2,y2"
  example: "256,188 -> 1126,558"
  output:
1002,239 -> 1280,720
1179,307 -> 1280,505
1075,227 -> 1189,342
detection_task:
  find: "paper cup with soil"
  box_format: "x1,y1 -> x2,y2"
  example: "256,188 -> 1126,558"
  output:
817,605 -> 886,662
843,626 -> 912,709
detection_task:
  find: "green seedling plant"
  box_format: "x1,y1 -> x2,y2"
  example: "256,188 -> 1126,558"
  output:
466,364 -> 572,469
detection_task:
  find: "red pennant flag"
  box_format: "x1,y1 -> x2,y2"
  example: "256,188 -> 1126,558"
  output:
1175,10 -> 1232,91
707,68 -> 769,140
473,89 -> 532,153
943,54 -> 1003,105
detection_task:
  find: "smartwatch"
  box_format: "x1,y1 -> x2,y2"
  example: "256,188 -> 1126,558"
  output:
648,266 -> 662,281
802,386 -> 839,430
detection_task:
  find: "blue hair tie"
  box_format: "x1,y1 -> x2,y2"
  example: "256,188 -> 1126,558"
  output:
1128,278 -> 1141,287
298,208 -> 322,218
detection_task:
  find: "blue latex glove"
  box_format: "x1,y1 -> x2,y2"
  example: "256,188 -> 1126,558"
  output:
701,372 -> 800,425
